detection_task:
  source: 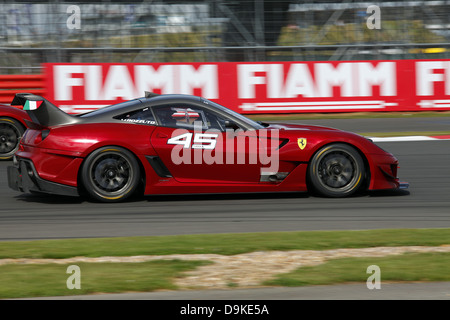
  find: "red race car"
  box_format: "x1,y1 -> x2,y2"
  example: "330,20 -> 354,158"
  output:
7,92 -> 408,202
0,104 -> 30,160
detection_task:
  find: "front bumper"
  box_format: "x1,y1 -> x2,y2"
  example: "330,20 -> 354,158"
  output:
399,182 -> 409,189
8,157 -> 79,197
367,152 -> 409,191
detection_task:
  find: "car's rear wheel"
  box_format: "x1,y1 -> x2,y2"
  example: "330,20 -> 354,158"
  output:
0,118 -> 24,160
308,143 -> 365,197
81,146 -> 140,202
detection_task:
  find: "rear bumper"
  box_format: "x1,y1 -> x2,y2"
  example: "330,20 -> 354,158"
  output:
8,157 -> 79,197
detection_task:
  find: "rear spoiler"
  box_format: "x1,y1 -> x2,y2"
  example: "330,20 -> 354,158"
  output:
11,93 -> 78,127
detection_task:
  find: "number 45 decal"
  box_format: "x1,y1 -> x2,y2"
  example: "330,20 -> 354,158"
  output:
168,132 -> 219,150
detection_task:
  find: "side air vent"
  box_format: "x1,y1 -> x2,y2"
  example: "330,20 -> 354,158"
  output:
145,156 -> 172,178
277,139 -> 289,150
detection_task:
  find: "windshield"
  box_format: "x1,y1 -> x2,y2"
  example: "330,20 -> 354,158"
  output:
202,99 -> 265,130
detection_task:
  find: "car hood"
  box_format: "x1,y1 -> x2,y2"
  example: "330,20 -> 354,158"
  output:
264,122 -> 342,132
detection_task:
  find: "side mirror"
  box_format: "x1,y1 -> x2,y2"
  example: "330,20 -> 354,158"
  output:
224,120 -> 239,130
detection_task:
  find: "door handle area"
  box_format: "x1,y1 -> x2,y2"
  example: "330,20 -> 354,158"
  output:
156,132 -> 168,138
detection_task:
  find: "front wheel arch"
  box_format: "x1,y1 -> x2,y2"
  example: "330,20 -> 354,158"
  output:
306,142 -> 370,197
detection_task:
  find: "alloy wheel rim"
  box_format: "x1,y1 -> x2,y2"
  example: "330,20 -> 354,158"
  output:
90,153 -> 133,195
317,151 -> 358,191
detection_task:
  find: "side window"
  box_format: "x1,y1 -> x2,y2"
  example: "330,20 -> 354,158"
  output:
153,104 -> 240,131
204,110 -> 242,131
114,107 -> 156,125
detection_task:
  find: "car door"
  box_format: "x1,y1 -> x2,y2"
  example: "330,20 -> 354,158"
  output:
150,103 -> 266,184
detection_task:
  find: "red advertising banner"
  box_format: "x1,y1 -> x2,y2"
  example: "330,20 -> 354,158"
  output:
44,60 -> 450,114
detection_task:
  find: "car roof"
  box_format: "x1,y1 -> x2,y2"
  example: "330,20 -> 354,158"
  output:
75,94 -> 263,131
78,94 -> 202,121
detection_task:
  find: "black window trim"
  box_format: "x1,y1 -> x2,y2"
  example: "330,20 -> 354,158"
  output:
149,101 -> 258,132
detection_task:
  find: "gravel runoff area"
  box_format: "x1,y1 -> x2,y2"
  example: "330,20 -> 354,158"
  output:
2,245 -> 450,290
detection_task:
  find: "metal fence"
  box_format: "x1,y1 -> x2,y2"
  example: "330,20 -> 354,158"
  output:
1,0 -> 450,73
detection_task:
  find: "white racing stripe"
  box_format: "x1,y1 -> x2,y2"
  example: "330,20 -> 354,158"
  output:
59,105 -> 108,114
369,136 -> 450,142
240,100 -> 393,112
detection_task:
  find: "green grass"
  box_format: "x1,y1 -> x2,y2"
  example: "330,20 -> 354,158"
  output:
4,253 -> 450,298
0,260 -> 210,299
264,252 -> 450,287
1,229 -> 449,298
0,229 -> 449,259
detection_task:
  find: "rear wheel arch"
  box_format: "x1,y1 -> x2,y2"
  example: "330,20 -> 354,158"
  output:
78,145 -> 146,202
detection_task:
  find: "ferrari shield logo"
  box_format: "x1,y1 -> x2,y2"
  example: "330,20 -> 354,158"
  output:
297,138 -> 307,150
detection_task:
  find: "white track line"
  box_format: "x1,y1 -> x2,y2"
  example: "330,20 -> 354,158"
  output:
368,136 -> 450,142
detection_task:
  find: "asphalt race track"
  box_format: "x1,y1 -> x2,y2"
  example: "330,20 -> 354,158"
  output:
0,117 -> 449,241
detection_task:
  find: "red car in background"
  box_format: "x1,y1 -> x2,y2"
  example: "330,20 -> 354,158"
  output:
7,92 -> 407,202
0,104 -> 30,160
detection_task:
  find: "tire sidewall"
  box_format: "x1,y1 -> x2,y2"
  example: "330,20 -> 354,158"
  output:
308,143 -> 365,197
81,146 -> 140,202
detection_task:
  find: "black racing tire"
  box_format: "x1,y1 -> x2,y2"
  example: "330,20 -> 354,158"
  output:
81,146 -> 140,202
308,143 -> 366,198
0,117 -> 25,160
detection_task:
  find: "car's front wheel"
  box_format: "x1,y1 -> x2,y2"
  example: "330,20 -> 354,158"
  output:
308,143 -> 366,197
81,146 -> 140,202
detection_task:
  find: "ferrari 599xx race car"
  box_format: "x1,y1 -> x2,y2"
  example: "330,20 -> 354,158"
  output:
7,92 -> 408,202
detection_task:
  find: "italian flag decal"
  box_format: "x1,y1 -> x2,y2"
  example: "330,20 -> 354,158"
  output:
23,100 -> 43,111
